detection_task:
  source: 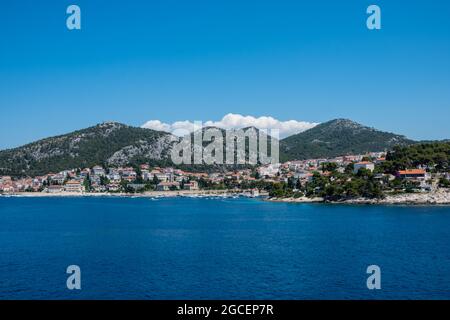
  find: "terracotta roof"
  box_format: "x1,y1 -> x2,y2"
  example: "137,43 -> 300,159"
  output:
66,180 -> 81,185
158,182 -> 179,186
398,169 -> 426,175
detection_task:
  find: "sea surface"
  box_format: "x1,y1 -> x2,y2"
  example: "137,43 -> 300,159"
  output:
0,196 -> 450,300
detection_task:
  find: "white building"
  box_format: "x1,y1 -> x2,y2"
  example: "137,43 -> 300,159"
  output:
92,165 -> 106,177
107,173 -> 121,183
156,182 -> 180,191
64,180 -> 83,193
51,174 -> 65,185
155,173 -> 170,182
353,162 -> 375,174
47,185 -> 64,193
258,164 -> 281,177
183,181 -> 199,190
107,184 -> 120,192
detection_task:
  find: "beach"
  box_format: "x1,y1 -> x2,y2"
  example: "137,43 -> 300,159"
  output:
1,189 -> 268,198
4,189 -> 450,205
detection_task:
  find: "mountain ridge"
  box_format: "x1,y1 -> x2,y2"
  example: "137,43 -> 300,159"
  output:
280,118 -> 415,161
0,118 -> 424,176
0,122 -> 178,176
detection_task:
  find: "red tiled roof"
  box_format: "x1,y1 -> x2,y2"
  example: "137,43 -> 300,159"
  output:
398,169 -> 426,175
66,180 -> 81,185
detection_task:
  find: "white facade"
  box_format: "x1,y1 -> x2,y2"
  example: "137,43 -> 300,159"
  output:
353,162 -> 375,174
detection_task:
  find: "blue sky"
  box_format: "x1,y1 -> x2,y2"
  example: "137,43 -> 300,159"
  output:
1,0 -> 450,149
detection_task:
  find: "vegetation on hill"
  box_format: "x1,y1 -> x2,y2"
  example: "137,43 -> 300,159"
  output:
269,166 -> 384,200
280,119 -> 414,161
381,142 -> 450,173
0,119 -> 442,178
270,142 -> 450,200
0,122 -> 176,177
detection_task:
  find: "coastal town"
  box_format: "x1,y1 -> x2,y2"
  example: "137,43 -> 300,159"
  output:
2,147 -> 450,204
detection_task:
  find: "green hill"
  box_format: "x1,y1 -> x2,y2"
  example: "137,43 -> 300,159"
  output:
0,118 -> 423,177
280,119 -> 415,161
0,122 -> 177,177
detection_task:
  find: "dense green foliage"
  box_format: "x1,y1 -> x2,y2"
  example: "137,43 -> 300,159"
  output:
1,119 -> 446,181
0,123 -> 174,177
280,119 -> 414,161
269,169 -> 384,200
383,142 -> 450,173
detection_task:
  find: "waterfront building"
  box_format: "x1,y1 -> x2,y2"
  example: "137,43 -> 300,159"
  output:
397,169 -> 427,180
64,180 -> 83,193
156,182 -> 180,191
106,184 -> 120,192
183,181 -> 199,191
47,185 -> 64,193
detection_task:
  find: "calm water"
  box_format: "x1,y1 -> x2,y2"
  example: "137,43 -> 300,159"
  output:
0,196 -> 450,300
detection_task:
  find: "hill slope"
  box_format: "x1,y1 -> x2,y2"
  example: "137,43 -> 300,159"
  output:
0,119 -> 419,176
280,119 -> 415,161
0,122 -> 177,176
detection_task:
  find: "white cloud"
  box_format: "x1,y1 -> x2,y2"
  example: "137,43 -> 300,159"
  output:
141,113 -> 319,138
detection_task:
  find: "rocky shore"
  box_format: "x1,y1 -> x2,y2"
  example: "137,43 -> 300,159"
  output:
267,189 -> 450,205
338,189 -> 450,205
266,196 -> 324,203
4,189 -> 450,205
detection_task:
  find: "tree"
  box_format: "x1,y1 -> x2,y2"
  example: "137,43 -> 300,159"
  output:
345,163 -> 354,174
100,175 -> 109,186
287,177 -> 295,189
322,162 -> 338,172
439,177 -> 450,188
132,166 -> 143,184
356,168 -> 373,179
83,174 -> 91,191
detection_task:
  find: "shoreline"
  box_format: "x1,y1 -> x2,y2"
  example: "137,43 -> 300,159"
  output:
0,189 -> 267,199
3,189 -> 450,205
267,189 -> 450,205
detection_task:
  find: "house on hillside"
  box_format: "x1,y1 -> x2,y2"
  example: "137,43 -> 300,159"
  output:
92,165 -> 106,177
353,162 -> 375,174
396,169 -> 427,180
50,174 -> 65,185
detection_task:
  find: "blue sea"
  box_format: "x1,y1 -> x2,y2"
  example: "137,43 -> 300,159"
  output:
0,196 -> 450,300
